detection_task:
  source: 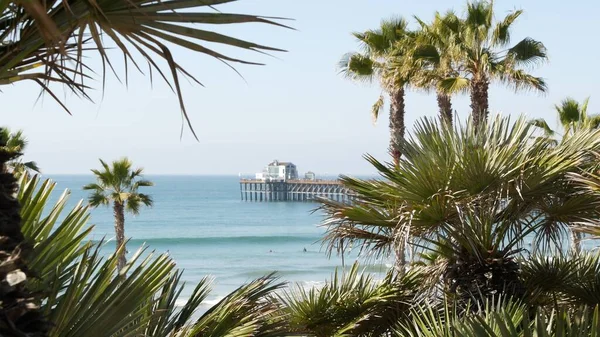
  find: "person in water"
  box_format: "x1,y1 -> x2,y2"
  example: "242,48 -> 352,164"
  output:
303,248 -> 307,252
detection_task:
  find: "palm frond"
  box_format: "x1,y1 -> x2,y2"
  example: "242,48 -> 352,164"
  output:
280,263 -> 423,336
1,0 -> 290,137
506,37 -> 548,68
492,9 -> 523,47
189,273 -> 286,336
498,68 -> 547,92
529,118 -> 556,137
438,76 -> 470,94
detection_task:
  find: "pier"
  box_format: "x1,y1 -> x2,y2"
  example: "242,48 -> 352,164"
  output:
239,179 -> 354,202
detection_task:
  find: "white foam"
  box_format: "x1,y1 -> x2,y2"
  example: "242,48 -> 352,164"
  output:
174,296 -> 224,308
202,296 -> 225,307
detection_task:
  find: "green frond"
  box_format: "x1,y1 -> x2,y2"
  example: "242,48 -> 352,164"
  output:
465,0 -> 493,30
0,1 -> 289,137
529,118 -> 556,137
338,52 -> 379,84
586,114 -> 600,130
190,274 -> 286,336
556,97 -> 583,126
380,17 -> 409,43
506,37 -> 548,68
492,9 -> 523,46
88,191 -> 110,207
581,96 -> 591,116
280,263 -> 423,336
133,179 -> 154,189
0,128 -> 40,175
125,193 -> 153,216
438,76 -> 470,94
498,68 -> 547,93
411,44 -> 441,66
23,161 -> 40,173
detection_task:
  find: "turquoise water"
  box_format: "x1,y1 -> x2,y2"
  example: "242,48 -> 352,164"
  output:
45,175 -> 390,308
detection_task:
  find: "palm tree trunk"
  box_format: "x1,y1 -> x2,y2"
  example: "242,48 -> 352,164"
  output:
389,88 -> 407,272
389,87 -> 406,165
470,77 -> 489,130
0,138 -> 47,335
394,236 -> 407,276
437,91 -> 453,127
113,201 -> 127,272
572,231 -> 582,254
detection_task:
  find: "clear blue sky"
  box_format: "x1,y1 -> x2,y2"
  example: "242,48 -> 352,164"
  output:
4,0 -> 599,175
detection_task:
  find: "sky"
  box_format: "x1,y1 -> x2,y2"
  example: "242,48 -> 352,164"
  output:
3,0 -> 600,175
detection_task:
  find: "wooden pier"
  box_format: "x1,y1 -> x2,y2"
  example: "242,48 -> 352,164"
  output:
239,179 -> 354,202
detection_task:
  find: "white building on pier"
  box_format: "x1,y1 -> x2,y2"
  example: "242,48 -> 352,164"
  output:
255,160 -> 298,181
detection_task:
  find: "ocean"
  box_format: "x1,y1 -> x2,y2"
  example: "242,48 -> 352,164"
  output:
45,175 -> 390,309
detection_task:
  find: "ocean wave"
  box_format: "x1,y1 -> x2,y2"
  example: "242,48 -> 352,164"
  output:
313,263 -> 392,273
93,235 -> 320,247
233,269 -> 315,279
175,296 -> 225,308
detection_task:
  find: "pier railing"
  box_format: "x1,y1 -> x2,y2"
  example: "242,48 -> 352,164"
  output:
239,179 -> 355,202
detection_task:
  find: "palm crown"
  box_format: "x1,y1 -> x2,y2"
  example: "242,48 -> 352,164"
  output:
0,128 -> 40,176
408,11 -> 462,125
437,1 -> 548,127
531,97 -> 600,139
84,158 -> 153,214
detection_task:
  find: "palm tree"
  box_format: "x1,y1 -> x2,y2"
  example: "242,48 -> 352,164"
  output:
19,173 -> 287,336
0,128 -> 40,176
0,129 -> 47,335
84,158 -> 153,272
410,11 -> 461,126
339,18 -> 414,164
319,116 -> 600,305
531,97 -> 600,139
438,1 -> 548,129
0,4 -> 285,334
530,97 -> 600,253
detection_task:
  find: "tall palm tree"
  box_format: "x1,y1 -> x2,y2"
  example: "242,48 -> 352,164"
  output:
339,18 -> 414,164
84,158 -> 153,272
410,11 -> 461,126
438,1 -> 548,129
0,128 -> 40,176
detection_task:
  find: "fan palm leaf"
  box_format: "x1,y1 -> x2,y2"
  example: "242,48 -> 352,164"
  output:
0,0 -> 289,137
0,127 -> 41,176
279,262 -> 424,336
319,115 -> 600,306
